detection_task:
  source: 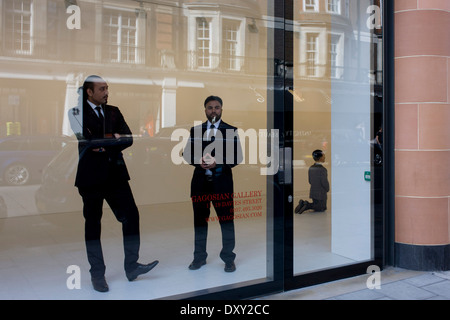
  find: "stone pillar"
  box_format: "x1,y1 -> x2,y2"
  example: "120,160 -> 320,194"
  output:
394,0 -> 450,270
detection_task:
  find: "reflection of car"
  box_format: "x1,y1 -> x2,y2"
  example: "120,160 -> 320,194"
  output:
35,140 -> 81,213
0,135 -> 68,186
35,129 -> 192,214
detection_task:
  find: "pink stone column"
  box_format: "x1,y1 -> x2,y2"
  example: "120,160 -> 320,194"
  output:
394,0 -> 450,269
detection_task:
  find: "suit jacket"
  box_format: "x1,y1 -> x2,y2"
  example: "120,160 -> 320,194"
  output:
308,163 -> 330,201
69,102 -> 133,188
184,120 -> 242,197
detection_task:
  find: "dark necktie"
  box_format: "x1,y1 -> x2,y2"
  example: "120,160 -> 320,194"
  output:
95,106 -> 105,135
208,124 -> 215,142
95,106 -> 104,122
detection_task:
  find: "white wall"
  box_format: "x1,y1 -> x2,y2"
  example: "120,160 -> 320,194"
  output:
330,1 -> 373,261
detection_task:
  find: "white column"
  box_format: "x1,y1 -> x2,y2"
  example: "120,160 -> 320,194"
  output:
62,73 -> 83,137
330,87 -> 372,261
161,77 -> 177,128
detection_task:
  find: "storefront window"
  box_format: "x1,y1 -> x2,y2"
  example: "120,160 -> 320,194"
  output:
292,0 -> 383,275
0,0 -> 383,300
0,0 -> 277,300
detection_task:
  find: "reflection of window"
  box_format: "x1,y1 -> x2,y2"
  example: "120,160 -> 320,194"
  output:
196,18 -> 211,68
4,0 -> 33,54
306,34 -> 319,76
103,10 -> 138,63
330,35 -> 340,78
327,0 -> 341,14
222,20 -> 240,71
304,0 -> 318,12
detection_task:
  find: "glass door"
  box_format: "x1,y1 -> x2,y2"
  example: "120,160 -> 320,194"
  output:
285,0 -> 384,287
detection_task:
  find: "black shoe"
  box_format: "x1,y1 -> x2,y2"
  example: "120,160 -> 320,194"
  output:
188,260 -> 206,270
224,262 -> 236,273
295,200 -> 304,214
126,261 -> 159,281
298,203 -> 308,214
91,277 -> 109,292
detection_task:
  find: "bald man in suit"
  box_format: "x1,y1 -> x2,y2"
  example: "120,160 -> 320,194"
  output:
70,75 -> 158,292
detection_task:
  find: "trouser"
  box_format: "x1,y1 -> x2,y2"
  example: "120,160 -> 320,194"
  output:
304,199 -> 327,212
78,180 -> 140,278
191,182 -> 236,264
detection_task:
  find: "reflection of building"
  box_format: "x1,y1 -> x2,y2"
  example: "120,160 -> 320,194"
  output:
0,0 -> 374,138
0,0 -> 267,137
296,0 -> 349,79
294,0 -> 381,83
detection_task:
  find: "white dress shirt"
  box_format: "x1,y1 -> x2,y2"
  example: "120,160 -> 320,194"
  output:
205,119 -> 220,176
87,100 -> 104,118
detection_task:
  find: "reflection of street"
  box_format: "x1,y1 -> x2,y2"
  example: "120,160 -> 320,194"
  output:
0,184 -> 40,218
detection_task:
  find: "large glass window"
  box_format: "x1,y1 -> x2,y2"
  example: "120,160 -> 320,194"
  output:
0,0 -> 277,300
0,0 -> 384,300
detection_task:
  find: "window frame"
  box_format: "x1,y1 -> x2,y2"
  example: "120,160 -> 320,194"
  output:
303,0 -> 319,12
103,7 -> 139,64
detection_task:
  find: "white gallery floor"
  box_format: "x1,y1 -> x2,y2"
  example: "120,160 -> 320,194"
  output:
0,186 -> 356,300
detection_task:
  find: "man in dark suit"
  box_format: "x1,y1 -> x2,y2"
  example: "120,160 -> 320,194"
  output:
183,96 -> 242,272
295,149 -> 330,214
70,75 -> 158,292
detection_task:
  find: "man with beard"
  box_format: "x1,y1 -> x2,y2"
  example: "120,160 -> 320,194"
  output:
184,96 -> 242,272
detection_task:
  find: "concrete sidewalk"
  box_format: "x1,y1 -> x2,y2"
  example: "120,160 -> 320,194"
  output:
259,267 -> 450,300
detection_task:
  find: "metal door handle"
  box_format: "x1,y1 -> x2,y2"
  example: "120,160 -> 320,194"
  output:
279,147 -> 292,185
